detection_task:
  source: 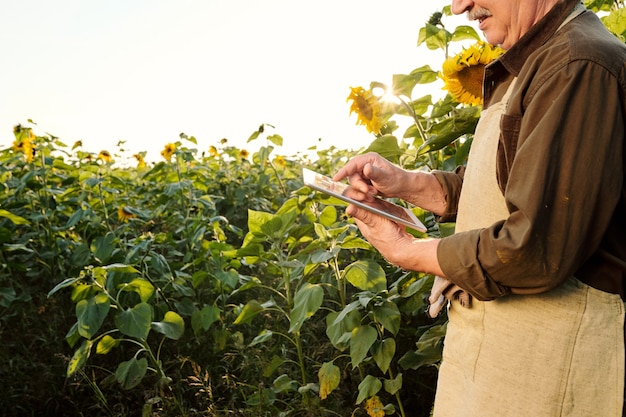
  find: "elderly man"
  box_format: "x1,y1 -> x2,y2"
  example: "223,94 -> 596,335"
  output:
333,0 -> 626,415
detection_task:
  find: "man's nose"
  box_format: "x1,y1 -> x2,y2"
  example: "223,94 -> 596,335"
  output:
450,0 -> 474,15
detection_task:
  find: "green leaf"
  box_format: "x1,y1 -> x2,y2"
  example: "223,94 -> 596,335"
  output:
418,24 -> 451,51
151,311 -> 185,340
372,301 -> 401,335
450,25 -> 481,42
384,373 -> 403,396
115,303 -> 153,339
602,7 -> 626,38
67,339 -> 93,376
318,362 -> 341,400
248,209 -> 280,237
96,335 -> 119,354
247,125 -> 263,142
273,374 -> 298,393
263,355 -> 285,378
250,329 -> 273,346
363,135 -> 402,164
438,222 -> 456,238
289,283 -> 324,333
350,325 -> 378,368
119,278 -> 154,303
420,106 -> 480,154
319,205 -> 337,226
92,232 -> 117,264
310,249 -> 334,264
71,283 -> 98,303
372,338 -> 396,373
339,235 -> 371,250
70,243 -> 91,267
391,66 -> 438,98
398,323 -> 447,370
0,287 -> 16,308
65,322 -> 82,348
191,305 -> 221,334
344,260 -> 387,293
116,357 -> 148,390
102,263 -> 140,273
585,0 -> 615,13
48,277 -> 80,298
409,95 -> 434,117
267,134 -> 283,146
233,300 -> 264,325
326,308 -> 361,350
76,292 -> 111,339
0,209 -> 30,225
245,388 -> 276,406
356,375 -> 382,404
261,216 -> 284,238
391,74 -> 420,97
215,269 -> 239,289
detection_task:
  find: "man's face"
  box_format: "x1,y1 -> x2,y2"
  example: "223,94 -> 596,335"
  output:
451,0 -> 553,49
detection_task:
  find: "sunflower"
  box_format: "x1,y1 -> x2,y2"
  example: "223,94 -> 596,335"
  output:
12,126 -> 36,162
161,143 -> 176,161
117,206 -> 136,222
13,137 -> 35,163
208,145 -> 219,157
273,155 -> 286,167
440,41 -> 505,105
98,150 -> 113,163
347,86 -> 383,135
364,395 -> 385,417
133,153 -> 147,169
239,149 -> 249,159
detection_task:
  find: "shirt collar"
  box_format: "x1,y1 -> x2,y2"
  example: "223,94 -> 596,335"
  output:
490,0 -> 582,77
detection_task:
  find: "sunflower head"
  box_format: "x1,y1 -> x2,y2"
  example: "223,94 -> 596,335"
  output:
364,395 -> 385,417
13,138 -> 36,163
440,41 -> 505,105
239,149 -> 249,159
133,153 -> 147,169
428,11 -> 443,26
117,206 -> 136,222
98,150 -> 113,163
347,86 -> 383,135
12,125 -> 36,162
273,155 -> 287,168
161,143 -> 176,161
208,145 -> 219,157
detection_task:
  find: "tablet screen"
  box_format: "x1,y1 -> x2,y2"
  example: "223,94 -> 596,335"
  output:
302,168 -> 426,232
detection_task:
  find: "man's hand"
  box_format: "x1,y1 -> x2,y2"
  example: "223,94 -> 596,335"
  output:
345,202 -> 443,276
333,152 -> 406,199
333,152 -> 447,216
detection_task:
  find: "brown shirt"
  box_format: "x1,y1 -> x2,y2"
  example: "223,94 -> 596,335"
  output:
435,0 -> 626,301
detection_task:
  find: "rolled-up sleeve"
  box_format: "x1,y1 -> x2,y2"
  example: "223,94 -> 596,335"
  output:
431,166 -> 465,223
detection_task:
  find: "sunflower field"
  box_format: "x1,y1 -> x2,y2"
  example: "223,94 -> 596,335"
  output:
1,2 -> 624,417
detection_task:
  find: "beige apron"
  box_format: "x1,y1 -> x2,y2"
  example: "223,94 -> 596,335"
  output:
432,53 -> 625,416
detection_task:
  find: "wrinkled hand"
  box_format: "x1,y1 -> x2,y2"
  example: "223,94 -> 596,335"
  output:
334,152 -> 445,276
333,152 -> 407,199
344,201 -> 413,267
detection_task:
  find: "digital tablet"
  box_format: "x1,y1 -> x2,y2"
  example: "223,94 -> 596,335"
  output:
302,168 -> 427,232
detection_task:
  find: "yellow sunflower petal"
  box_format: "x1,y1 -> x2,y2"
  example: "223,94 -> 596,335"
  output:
440,41 -> 504,105
347,86 -> 383,135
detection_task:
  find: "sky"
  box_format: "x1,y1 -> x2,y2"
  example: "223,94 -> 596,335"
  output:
1,0 -> 469,163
